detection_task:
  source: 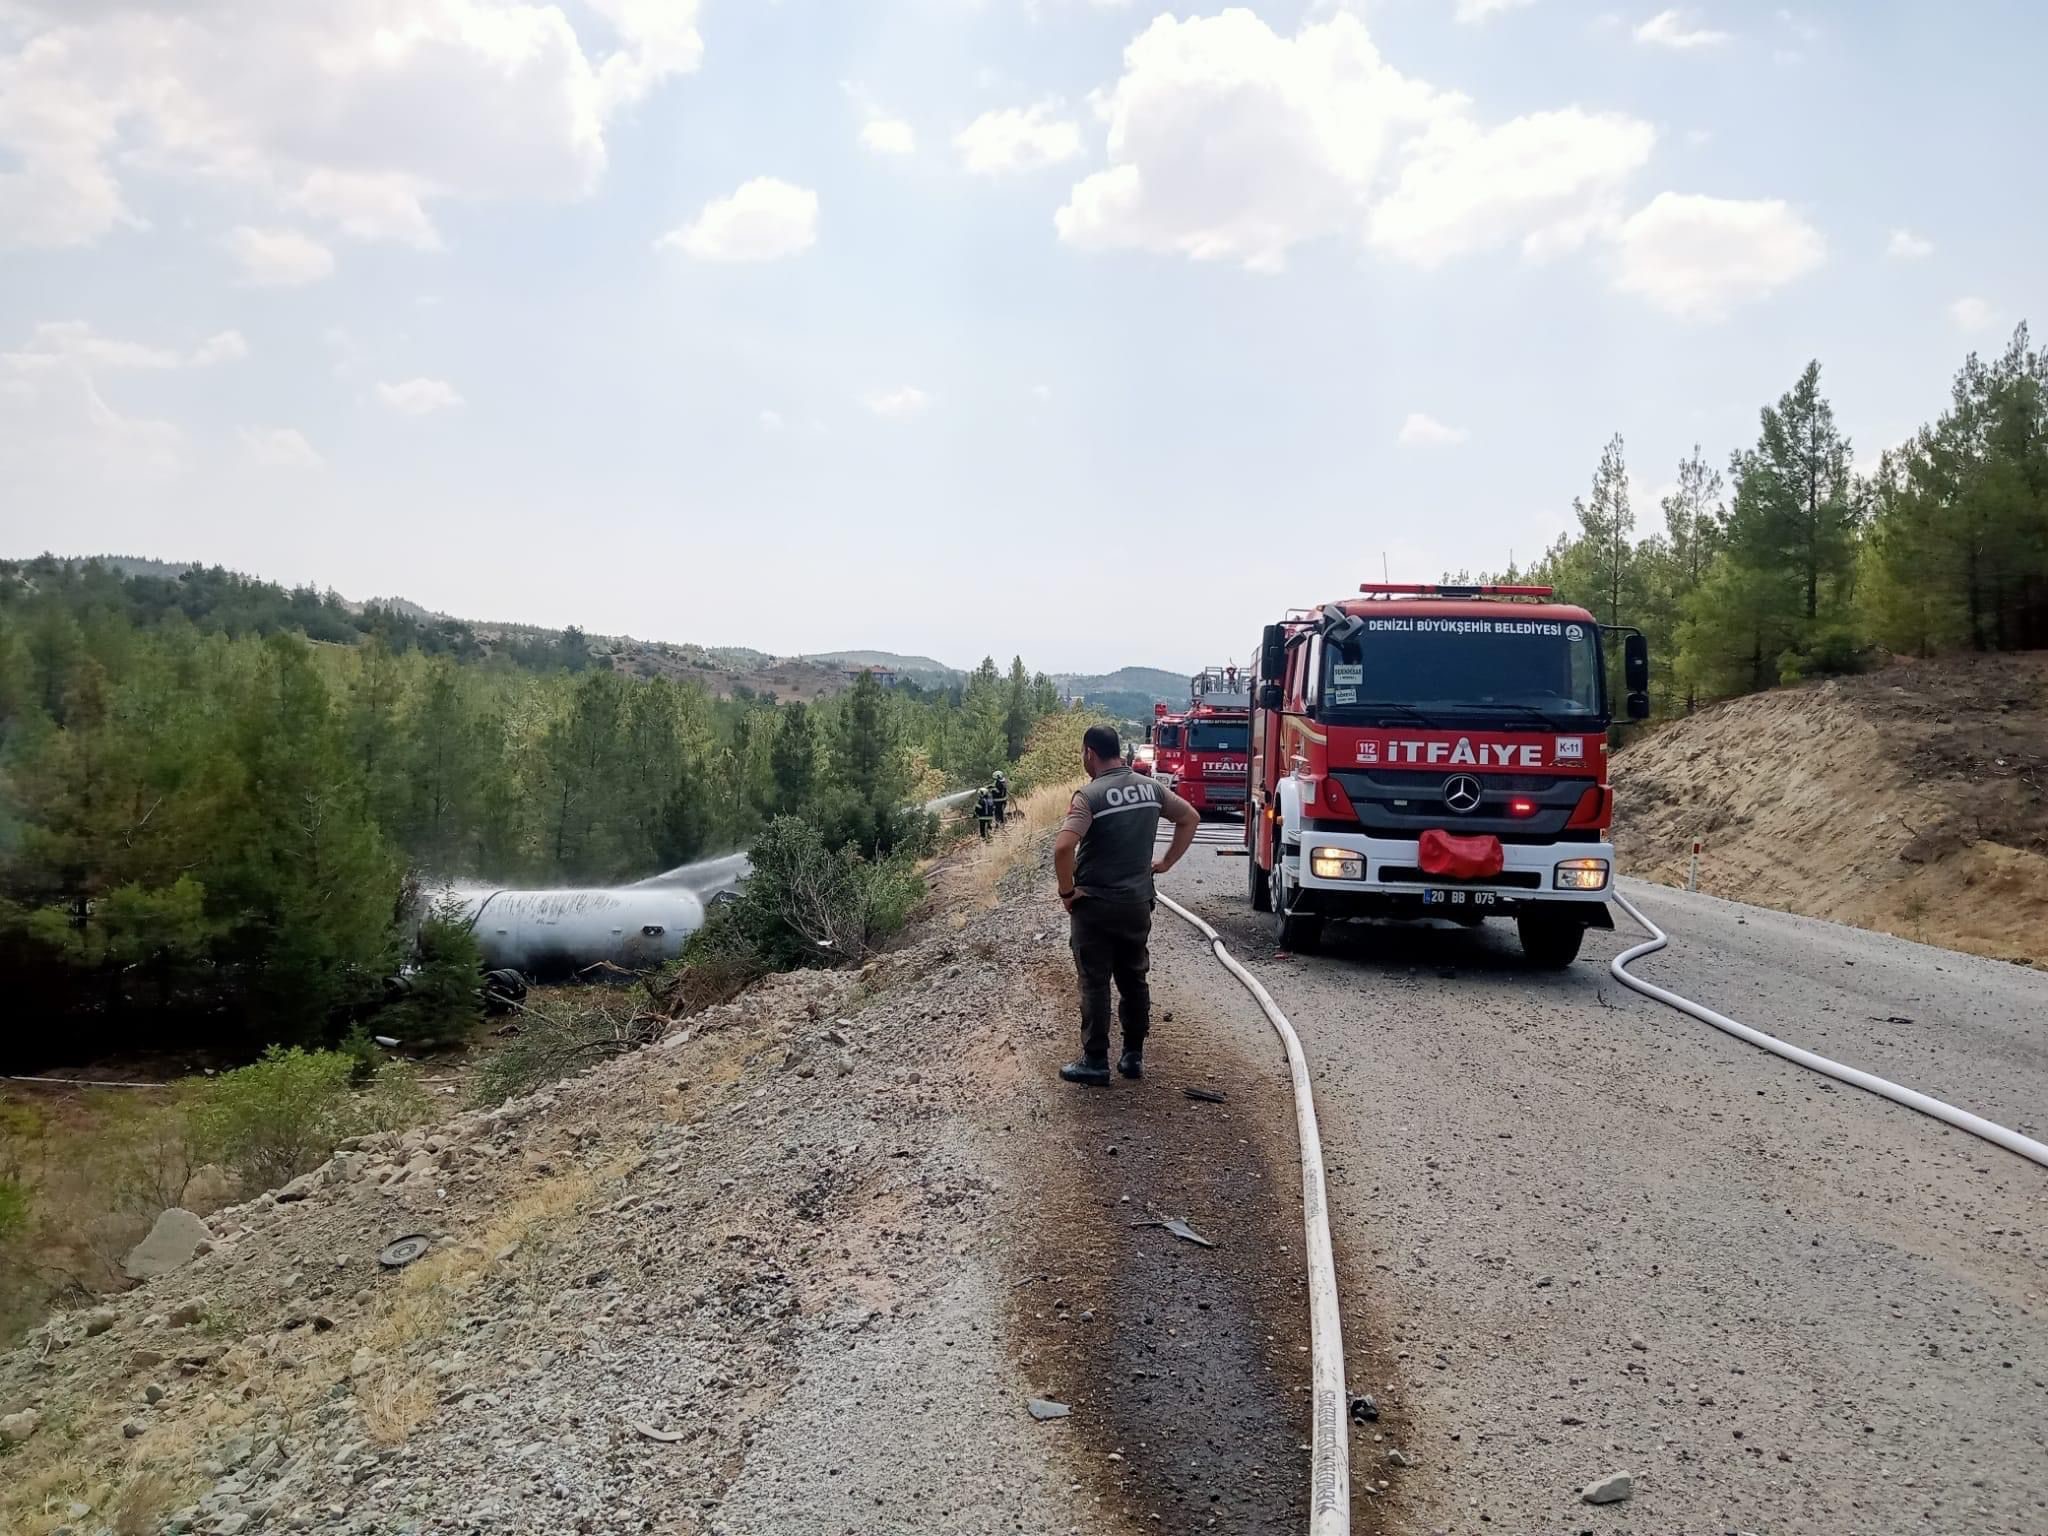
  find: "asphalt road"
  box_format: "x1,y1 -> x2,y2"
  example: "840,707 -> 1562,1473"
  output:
1148,844 -> 2048,1535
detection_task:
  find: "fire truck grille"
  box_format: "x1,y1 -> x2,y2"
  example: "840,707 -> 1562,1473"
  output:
1377,866 -> 1545,889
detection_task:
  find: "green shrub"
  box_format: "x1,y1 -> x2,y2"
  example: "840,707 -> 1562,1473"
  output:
743,816 -> 924,967
0,1177 -> 27,1250
186,1046 -> 356,1190
386,904 -> 484,1047
337,1025 -> 382,1084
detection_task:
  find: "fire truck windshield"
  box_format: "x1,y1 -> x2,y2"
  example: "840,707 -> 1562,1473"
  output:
1185,720 -> 1248,753
1320,620 -> 1604,723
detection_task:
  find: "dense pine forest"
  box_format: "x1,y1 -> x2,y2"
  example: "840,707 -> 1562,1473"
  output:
0,558 -> 1068,1060
1469,325 -> 2047,709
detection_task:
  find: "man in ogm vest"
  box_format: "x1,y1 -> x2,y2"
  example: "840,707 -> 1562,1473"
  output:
1052,724 -> 1200,1085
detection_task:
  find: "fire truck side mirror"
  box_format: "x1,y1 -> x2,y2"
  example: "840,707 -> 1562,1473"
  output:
1627,690 -> 1650,722
1259,624 -> 1285,683
1623,631 -> 1650,693
1258,682 -> 1283,711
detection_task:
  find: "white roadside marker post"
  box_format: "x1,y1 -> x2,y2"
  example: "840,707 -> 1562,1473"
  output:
1687,839 -> 1701,893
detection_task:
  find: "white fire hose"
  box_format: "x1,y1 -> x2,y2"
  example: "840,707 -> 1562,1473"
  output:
1156,891 -> 1352,1536
1610,888 -> 2048,1171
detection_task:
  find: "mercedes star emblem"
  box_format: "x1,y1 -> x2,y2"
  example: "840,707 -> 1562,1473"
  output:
1442,774 -> 1483,814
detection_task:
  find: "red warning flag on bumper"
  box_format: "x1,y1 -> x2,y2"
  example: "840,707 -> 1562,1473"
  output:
1418,828 -> 1504,880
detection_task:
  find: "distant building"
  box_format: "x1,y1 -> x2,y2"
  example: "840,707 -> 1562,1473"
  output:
847,666 -> 900,688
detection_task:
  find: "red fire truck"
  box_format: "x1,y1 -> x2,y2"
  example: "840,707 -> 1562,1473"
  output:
1151,667 -> 1252,817
1243,584 -> 1648,967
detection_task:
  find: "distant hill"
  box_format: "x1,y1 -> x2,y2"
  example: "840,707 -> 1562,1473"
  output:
802,650 -> 963,685
56,554 -> 198,582
1055,666 -> 1188,704
19,553 -> 1194,708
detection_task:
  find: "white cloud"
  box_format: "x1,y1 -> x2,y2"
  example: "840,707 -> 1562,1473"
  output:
0,1 -> 704,253
957,102 -> 1084,176
7,321 -> 182,373
1056,10 -> 1658,278
1886,227 -> 1933,260
377,377 -> 464,416
239,426 -> 325,470
659,178 -> 818,262
1368,108 -> 1654,266
1635,9 -> 1732,48
1,321 -> 187,485
758,409 -> 785,432
1453,0 -> 1535,21
1398,412 -> 1469,446
1030,384 -> 1053,402
226,226 -> 336,287
1949,296 -> 1996,333
861,118 -> 917,156
1056,12 -> 1453,273
192,330 -> 249,367
864,386 -> 930,420
1610,192 -> 1825,319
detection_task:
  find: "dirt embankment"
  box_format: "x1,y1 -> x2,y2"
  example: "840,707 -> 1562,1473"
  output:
1613,651 -> 2048,965
0,827 -> 1354,1535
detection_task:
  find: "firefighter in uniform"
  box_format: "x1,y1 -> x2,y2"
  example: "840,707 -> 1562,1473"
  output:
990,770 -> 1010,825
973,785 -> 996,840
1052,724 -> 1200,1085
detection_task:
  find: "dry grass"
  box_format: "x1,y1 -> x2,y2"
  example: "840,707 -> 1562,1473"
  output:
948,783 -> 1076,911
359,1375 -> 438,1447
347,1161 -> 616,1446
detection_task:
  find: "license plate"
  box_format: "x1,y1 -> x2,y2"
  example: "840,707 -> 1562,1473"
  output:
1422,888 -> 1497,908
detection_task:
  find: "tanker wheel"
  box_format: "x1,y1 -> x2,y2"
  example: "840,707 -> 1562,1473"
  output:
1516,911 -> 1585,969
1248,851 -> 1272,913
1270,858 -> 1321,953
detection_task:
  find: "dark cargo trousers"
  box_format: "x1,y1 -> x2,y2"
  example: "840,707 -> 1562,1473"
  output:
1069,894 -> 1153,1062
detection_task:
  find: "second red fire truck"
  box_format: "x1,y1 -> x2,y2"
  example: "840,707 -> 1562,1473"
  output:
1242,584 -> 1648,967
1151,667 -> 1252,818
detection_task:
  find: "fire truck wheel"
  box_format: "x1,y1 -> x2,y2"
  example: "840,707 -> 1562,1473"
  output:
1248,852 -> 1272,912
1515,912 -> 1585,969
1271,861 -> 1322,953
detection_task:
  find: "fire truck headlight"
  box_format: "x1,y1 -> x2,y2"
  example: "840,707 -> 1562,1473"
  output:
1310,847 -> 1364,880
1553,858 -> 1610,891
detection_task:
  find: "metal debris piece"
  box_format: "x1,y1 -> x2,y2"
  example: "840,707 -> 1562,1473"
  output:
1183,1087 -> 1228,1104
1131,1218 -> 1216,1248
1027,1398 -> 1070,1421
377,1234 -> 431,1269
1350,1394 -> 1380,1424
633,1422 -> 685,1444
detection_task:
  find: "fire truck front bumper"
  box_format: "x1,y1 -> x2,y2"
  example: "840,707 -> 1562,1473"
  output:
1285,834 -> 1616,926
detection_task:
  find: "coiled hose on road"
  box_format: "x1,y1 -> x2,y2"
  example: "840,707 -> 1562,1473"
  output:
1156,891 -> 1352,1536
1610,889 -> 2048,1171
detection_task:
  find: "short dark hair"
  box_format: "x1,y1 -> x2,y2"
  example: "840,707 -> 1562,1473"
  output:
1082,724 -> 1120,761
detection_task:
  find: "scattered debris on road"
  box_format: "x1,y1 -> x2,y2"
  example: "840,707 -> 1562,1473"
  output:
1131,1217 -> 1215,1248
1183,1086 -> 1228,1104
1581,1470 -> 1635,1504
1027,1398 -> 1071,1422
376,1233 -> 431,1268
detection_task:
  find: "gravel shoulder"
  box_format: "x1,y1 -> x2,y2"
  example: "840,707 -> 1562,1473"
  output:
0,844 -> 1348,1536
1153,846 -> 2048,1536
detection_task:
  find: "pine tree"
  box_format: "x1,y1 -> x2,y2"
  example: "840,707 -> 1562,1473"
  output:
770,701 -> 818,812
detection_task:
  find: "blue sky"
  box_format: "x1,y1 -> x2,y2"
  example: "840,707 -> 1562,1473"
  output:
2,0 -> 2040,673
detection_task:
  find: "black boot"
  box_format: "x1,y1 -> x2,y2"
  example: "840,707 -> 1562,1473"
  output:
1060,1055 -> 1111,1086
1116,1046 -> 1143,1079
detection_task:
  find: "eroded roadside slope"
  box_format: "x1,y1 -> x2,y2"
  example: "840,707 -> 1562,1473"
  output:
1613,652 -> 2048,965
0,844 -> 1365,1536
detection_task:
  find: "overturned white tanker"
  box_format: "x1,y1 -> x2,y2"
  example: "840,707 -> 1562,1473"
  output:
444,886 -> 708,979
